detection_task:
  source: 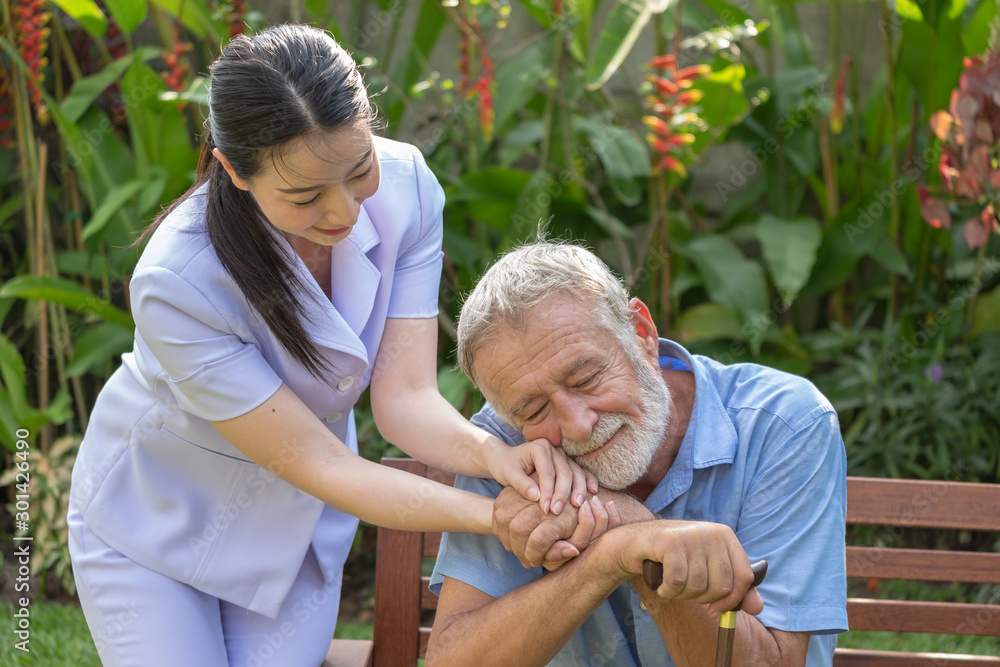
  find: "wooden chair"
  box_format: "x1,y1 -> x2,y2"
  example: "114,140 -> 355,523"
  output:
324,458 -> 453,667
835,477 -> 1000,666
327,461 -> 1000,666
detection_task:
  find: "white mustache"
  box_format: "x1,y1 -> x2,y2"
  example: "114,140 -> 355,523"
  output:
562,414 -> 629,456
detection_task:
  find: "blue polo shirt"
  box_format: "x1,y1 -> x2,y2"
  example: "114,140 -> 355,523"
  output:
430,339 -> 848,666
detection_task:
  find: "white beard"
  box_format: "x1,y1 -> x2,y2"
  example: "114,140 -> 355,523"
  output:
561,354 -> 672,490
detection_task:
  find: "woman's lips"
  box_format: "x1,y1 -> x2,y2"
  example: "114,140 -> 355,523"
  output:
315,226 -> 350,237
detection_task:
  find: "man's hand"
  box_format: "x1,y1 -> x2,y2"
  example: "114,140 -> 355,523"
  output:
605,519 -> 763,618
492,486 -> 620,569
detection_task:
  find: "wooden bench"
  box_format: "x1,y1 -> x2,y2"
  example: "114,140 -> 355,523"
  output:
326,459 -> 1000,666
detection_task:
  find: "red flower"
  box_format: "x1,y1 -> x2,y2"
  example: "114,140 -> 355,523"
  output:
830,57 -> 852,135
917,184 -> 952,229
15,0 -> 51,123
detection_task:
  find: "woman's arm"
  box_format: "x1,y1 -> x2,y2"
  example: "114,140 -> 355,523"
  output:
370,317 -> 597,514
211,384 -> 493,534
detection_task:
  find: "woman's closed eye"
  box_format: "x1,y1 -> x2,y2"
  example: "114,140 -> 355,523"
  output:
292,193 -> 320,207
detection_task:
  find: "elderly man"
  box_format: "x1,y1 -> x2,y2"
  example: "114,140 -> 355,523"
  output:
427,242 -> 847,666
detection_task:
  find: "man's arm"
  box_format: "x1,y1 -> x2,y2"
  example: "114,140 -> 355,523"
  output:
427,518 -> 756,667
490,488 -> 808,666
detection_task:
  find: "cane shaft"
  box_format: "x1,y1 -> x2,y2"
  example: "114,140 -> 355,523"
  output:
714,613 -> 737,667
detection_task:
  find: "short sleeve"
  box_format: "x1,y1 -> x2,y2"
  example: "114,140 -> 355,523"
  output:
130,267 -> 283,422
738,409 -> 848,634
429,474 -> 544,598
385,146 -> 445,319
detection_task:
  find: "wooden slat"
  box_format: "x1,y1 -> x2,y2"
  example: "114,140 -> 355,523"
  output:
847,599 -> 1000,636
373,459 -> 426,667
418,628 -> 430,659
834,648 -> 1000,666
846,547 -> 1000,583
846,478 -> 1000,531
423,531 -> 442,558
323,639 -> 374,667
421,577 -> 438,610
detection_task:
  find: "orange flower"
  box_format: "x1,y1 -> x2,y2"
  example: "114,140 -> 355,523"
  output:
655,155 -> 687,177
642,115 -> 670,136
227,0 -> 248,37
673,65 -> 711,83
648,76 -> 680,96
648,54 -> 677,72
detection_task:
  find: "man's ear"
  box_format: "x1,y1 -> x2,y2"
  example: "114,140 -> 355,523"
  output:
628,298 -> 660,360
212,148 -> 251,191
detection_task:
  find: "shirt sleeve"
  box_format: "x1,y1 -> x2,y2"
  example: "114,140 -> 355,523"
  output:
385,146 -> 445,319
429,404 -> 536,597
129,266 -> 283,422
738,408 -> 848,634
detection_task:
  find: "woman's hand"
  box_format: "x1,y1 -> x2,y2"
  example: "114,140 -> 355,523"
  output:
487,438 -> 599,515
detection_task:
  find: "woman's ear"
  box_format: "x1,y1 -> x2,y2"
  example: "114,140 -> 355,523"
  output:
628,298 -> 660,360
212,148 -> 251,191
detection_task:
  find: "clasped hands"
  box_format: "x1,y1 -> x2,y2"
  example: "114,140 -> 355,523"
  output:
490,440 -> 764,617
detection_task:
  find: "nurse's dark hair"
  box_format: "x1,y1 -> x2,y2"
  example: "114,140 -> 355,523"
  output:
140,24 -> 376,383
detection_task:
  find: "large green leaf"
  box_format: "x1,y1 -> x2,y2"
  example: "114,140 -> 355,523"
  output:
574,116 -> 650,206
868,235 -> 911,277
971,284 -> 1000,339
587,0 -> 673,90
0,276 -> 134,329
149,0 -> 224,42
67,323 -> 135,377
756,214 -> 822,305
493,38 -> 552,132
897,0 -> 965,114
681,235 -> 769,352
963,0 -> 998,56
102,0 -> 147,35
675,303 -> 744,343
689,63 -> 749,152
50,0 -> 107,37
81,179 -> 145,242
510,170 -> 556,241
61,48 -> 159,123
0,334 -> 29,420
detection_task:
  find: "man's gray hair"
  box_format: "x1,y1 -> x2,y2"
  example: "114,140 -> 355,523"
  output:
457,242 -> 634,385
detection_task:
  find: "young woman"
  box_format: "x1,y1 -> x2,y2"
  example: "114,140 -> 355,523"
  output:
67,24 -> 596,666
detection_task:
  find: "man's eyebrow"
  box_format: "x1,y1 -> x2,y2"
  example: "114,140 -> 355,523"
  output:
276,146 -> 373,194
507,357 -> 600,419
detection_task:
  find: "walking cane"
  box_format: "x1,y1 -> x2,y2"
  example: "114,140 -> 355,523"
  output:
643,559 -> 768,667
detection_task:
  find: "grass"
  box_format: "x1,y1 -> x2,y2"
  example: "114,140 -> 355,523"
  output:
837,630 -> 1000,655
0,601 -> 101,666
4,598 -> 998,665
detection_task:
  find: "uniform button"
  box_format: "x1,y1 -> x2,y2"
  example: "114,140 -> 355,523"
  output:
325,412 -> 343,424
337,376 -> 355,391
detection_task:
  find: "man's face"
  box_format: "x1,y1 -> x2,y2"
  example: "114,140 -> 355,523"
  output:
472,296 -> 672,489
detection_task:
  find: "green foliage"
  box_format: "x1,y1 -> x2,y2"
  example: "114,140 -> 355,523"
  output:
2,0 -> 999,606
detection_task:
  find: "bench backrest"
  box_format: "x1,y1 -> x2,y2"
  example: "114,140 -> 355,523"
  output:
836,476 -> 1000,666
370,460 -> 1000,667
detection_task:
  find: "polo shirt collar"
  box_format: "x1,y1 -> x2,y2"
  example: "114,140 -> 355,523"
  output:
646,339 -> 739,510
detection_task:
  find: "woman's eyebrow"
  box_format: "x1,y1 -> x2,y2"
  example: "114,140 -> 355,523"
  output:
276,146 -> 373,194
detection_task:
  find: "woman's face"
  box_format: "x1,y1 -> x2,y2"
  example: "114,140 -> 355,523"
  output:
214,121 -> 381,247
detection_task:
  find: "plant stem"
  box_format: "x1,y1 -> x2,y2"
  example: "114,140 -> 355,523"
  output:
35,140 -> 50,452
880,0 -> 900,324
963,240 -> 989,344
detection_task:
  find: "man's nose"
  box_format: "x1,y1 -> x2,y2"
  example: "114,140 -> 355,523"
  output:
552,393 -> 599,445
